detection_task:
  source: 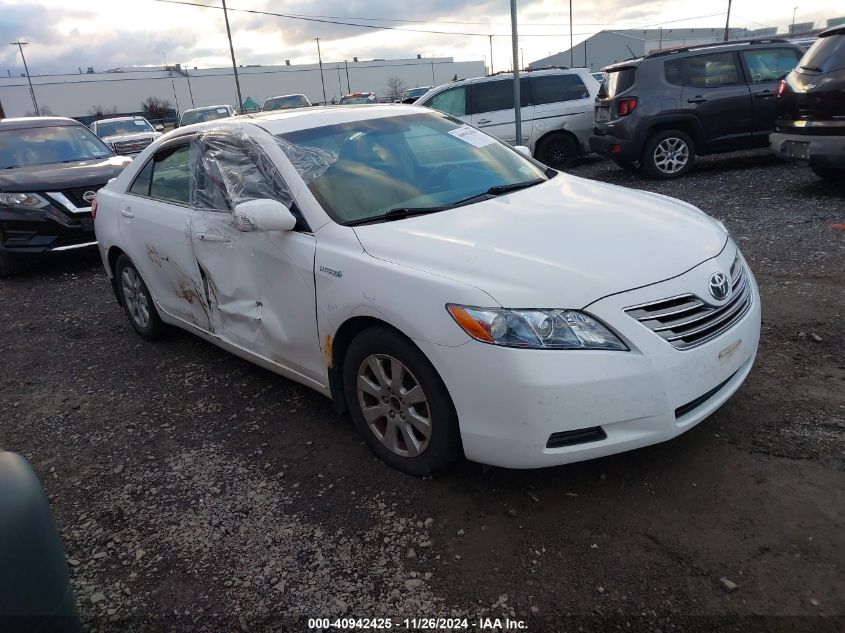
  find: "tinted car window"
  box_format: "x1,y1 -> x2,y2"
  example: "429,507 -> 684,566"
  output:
0,125 -> 112,169
128,158 -> 154,196
602,68 -> 636,97
470,78 -> 531,114
667,52 -> 741,88
149,145 -> 191,205
741,48 -> 801,83
263,95 -> 310,111
425,86 -> 468,116
799,34 -> 845,73
532,74 -> 589,104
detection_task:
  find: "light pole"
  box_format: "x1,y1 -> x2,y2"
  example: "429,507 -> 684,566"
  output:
510,0 -> 522,146
723,0 -> 733,42
791,7 -> 798,36
489,35 -> 494,74
10,41 -> 38,116
569,0 -> 574,67
221,0 -> 244,112
315,37 -> 326,104
344,59 -> 350,94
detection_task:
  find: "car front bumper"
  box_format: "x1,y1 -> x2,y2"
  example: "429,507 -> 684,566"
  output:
770,132 -> 845,168
417,247 -> 761,469
0,205 -> 97,255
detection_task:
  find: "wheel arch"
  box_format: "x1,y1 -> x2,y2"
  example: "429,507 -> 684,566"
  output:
641,116 -> 705,156
106,245 -> 128,305
534,128 -> 583,158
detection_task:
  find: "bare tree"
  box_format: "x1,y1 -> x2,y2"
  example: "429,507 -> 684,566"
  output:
141,97 -> 173,121
88,105 -> 118,120
384,75 -> 407,102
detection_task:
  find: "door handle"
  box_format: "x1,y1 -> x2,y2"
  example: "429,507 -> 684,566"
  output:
120,208 -> 134,218
476,118 -> 492,124
755,90 -> 775,98
197,233 -> 231,243
687,96 -> 707,104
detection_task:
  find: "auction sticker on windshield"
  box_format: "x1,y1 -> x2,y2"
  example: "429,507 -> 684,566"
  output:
448,125 -> 496,148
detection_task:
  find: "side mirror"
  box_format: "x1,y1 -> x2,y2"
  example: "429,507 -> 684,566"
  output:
233,199 -> 296,232
514,145 -> 532,158
154,124 -> 164,132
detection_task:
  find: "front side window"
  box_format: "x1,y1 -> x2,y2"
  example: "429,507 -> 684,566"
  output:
149,145 -> 191,204
532,74 -> 590,105
424,87 -> 468,117
0,125 -> 112,169
277,111 -> 548,226
667,52 -> 741,88
96,119 -> 154,136
741,48 -> 801,83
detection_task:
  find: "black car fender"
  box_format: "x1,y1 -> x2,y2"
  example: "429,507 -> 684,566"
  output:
637,114 -> 707,152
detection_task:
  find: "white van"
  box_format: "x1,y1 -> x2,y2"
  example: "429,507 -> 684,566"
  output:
416,68 -> 600,167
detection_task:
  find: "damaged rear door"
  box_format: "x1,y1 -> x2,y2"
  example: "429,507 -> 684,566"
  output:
187,131 -> 322,382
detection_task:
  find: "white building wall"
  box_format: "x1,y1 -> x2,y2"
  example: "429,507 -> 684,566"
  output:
0,58 -> 485,119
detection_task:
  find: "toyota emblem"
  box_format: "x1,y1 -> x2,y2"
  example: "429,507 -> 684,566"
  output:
82,190 -> 98,204
708,272 -> 730,301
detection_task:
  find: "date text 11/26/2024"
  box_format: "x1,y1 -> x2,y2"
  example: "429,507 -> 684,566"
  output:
307,617 -> 528,630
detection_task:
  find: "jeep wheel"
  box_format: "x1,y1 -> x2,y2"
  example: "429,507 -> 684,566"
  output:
643,130 -> 695,179
535,133 -> 578,169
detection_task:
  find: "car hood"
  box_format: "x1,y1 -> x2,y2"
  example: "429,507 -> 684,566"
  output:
352,174 -> 728,308
0,156 -> 132,192
101,132 -> 160,144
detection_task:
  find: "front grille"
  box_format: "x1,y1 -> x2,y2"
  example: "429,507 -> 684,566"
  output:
625,256 -> 752,350
60,185 -> 105,209
113,137 -> 153,154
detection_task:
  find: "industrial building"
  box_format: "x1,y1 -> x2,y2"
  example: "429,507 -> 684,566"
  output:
0,57 -> 485,120
529,17 -> 845,71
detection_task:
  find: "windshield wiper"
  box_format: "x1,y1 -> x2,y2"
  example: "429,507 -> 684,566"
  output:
345,206 -> 448,226
799,65 -> 823,72
485,178 -> 544,195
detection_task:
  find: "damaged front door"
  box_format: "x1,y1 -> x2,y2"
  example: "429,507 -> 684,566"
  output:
187,133 -> 322,383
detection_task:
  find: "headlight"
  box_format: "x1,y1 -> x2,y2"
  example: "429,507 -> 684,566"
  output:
447,305 -> 628,350
0,192 -> 50,209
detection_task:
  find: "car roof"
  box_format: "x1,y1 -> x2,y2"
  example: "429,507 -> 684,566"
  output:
820,24 -> 845,37
265,94 -> 307,100
241,104 -> 427,135
0,116 -> 83,130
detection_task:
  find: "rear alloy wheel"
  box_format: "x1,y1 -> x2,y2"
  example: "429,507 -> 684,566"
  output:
535,133 -> 578,169
343,326 -> 461,475
115,254 -> 167,340
643,130 -> 695,179
810,165 -> 844,182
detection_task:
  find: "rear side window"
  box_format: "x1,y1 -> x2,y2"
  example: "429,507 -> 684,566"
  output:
425,87 -> 468,116
665,52 -> 741,88
531,74 -> 590,105
149,145 -> 191,205
469,78 -> 531,114
799,34 -> 845,73
602,68 -> 636,97
128,159 -> 154,196
741,48 -> 801,83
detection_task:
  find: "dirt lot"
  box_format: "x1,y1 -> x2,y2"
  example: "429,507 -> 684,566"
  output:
1,150 -> 843,632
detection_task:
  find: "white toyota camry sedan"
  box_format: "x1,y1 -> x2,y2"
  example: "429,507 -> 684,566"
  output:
94,105 -> 761,475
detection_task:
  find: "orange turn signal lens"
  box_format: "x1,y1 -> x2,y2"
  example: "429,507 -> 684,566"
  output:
447,305 -> 495,343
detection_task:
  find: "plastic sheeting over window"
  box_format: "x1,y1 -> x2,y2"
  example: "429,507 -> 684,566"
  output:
275,137 -> 337,185
189,125 -> 296,214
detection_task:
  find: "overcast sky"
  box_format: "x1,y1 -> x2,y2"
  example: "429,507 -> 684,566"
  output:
0,0 -> 840,76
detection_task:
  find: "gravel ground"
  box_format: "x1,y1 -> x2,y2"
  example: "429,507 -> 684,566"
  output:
1,149 -> 843,632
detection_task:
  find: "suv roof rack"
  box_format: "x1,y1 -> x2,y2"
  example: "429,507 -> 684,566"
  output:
488,66 -> 574,77
645,37 -> 791,59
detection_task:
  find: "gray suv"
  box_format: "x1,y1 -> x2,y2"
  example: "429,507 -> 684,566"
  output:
590,39 -> 803,178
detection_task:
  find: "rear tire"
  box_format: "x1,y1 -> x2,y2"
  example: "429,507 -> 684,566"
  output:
535,133 -> 578,169
810,165 -> 844,182
115,254 -> 167,341
642,130 -> 695,179
342,326 -> 462,475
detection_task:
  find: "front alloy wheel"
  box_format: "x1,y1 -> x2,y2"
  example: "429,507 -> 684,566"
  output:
356,354 -> 432,457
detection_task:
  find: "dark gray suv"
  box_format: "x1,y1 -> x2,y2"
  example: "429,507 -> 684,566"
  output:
590,39 -> 803,178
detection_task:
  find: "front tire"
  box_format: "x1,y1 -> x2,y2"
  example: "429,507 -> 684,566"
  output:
643,130 -> 695,179
535,133 -> 578,168
0,252 -> 24,278
343,326 -> 462,475
115,254 -> 167,341
810,165 -> 844,182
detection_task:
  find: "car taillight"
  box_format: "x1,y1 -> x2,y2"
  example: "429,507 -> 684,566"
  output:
617,97 -> 637,116
777,79 -> 787,97
91,197 -> 98,219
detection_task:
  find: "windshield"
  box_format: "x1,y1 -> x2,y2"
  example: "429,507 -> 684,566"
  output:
264,95 -> 310,111
277,111 -> 548,225
0,125 -> 113,169
96,119 -> 153,136
799,34 -> 845,73
180,107 -> 232,126
403,88 -> 429,100
340,95 -> 377,104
